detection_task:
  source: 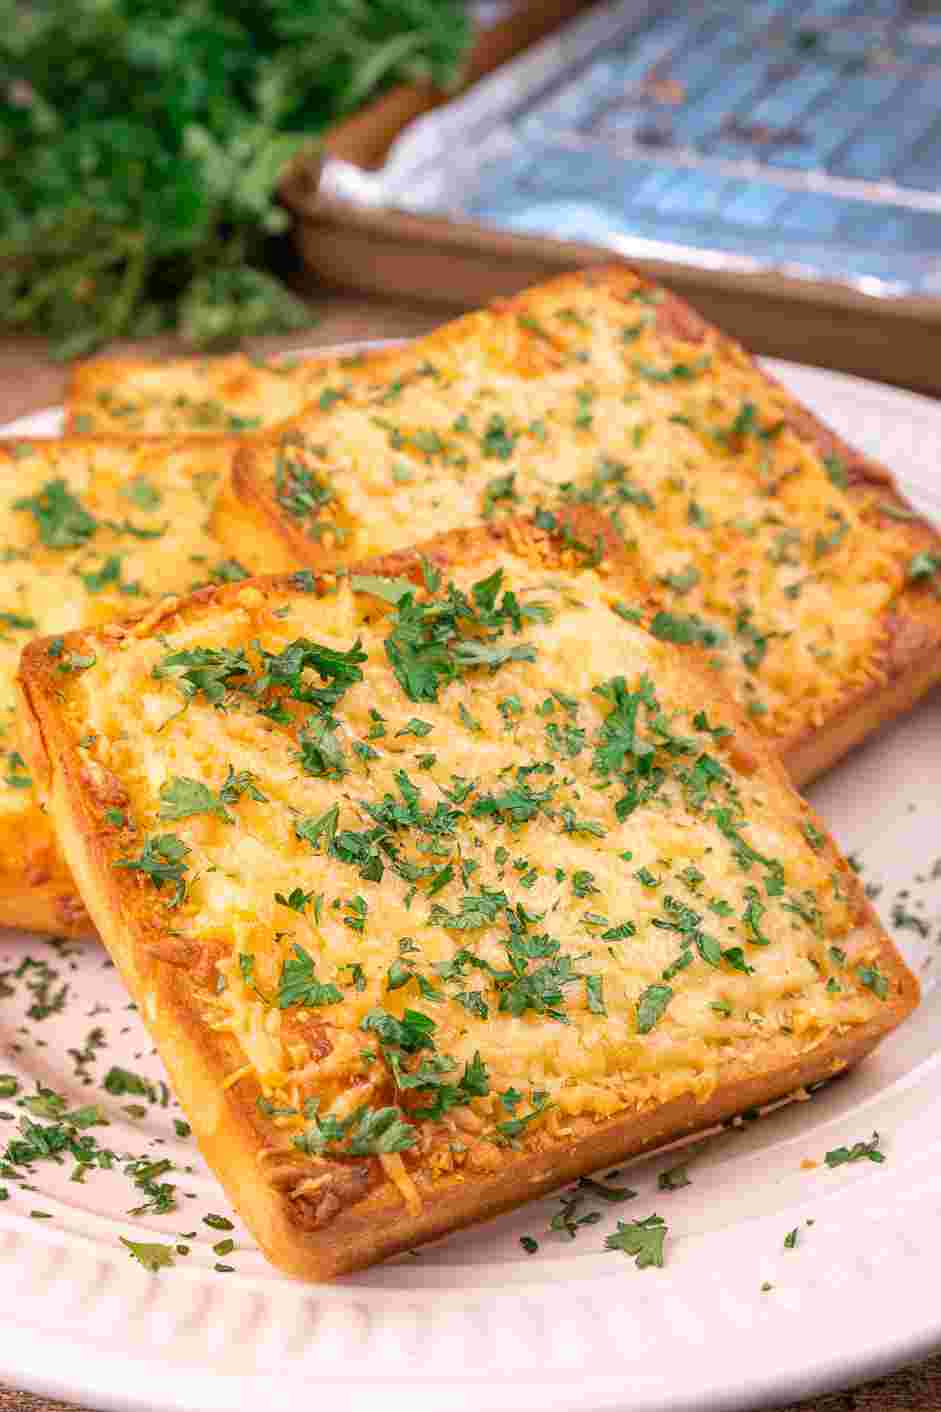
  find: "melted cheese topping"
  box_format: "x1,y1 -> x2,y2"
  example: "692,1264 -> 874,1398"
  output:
67,352 -> 348,436
0,438 -> 254,879
247,275 -> 911,743
60,549 -> 888,1175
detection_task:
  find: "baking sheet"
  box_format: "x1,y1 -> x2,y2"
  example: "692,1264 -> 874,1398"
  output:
321,0 -> 941,297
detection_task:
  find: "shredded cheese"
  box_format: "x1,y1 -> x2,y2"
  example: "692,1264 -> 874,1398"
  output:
244,271 -> 913,745
66,351 -> 343,436
58,543 -> 891,1198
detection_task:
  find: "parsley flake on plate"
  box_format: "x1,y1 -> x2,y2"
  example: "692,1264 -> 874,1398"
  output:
605,1213 -> 668,1269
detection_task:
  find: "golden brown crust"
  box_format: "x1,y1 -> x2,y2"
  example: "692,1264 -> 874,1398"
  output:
17,510 -> 918,1280
231,264 -> 941,788
0,844 -> 93,936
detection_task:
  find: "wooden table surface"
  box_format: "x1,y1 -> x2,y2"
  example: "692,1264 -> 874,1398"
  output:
1,289 -> 939,1412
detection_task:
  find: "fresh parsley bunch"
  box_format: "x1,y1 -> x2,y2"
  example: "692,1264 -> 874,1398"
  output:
0,0 -> 471,356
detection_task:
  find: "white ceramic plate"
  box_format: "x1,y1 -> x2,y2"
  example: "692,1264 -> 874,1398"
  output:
1,358 -> 939,1412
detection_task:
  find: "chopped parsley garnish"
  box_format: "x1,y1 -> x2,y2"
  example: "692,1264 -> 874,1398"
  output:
482,472 -> 519,518
209,559 -> 250,584
104,1067 -> 156,1100
636,984 -> 672,1034
14,479 -> 97,548
0,611 -> 37,632
662,564 -> 700,596
158,767 -> 264,824
4,751 -> 32,790
471,780 -> 553,827
605,1213 -> 668,1268
383,567 -> 538,702
550,1191 -> 602,1239
813,508 -> 849,559
480,414 -> 517,460
492,935 -> 583,1025
153,645 -> 251,706
58,650 -> 97,673
657,1164 -> 691,1191
120,1237 -> 175,1272
116,833 -> 190,906
430,888 -> 507,932
649,612 -> 725,647
202,1213 -> 234,1231
742,887 -> 771,945
277,945 -> 342,1009
396,716 -> 433,738
387,1047 -> 489,1123
495,1088 -> 553,1142
126,1156 -> 176,1214
275,886 -> 317,913
909,551 -> 940,582
122,475 -> 162,511
79,555 -> 125,595
350,574 -> 413,605
856,964 -> 888,1000
274,453 -> 335,527
824,1132 -> 885,1168
293,1100 -> 416,1157
585,975 -> 606,1015
634,356 -> 709,383
824,455 -> 848,489
578,1175 -> 636,1203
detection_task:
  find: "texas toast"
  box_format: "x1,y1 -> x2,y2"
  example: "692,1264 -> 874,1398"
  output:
17,512 -> 917,1276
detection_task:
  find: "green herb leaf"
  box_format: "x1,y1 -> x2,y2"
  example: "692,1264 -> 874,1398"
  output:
824,1132 -> 885,1168
116,834 -> 190,906
15,480 -> 96,548
856,964 -> 888,1000
605,1213 -> 668,1268
122,477 -> 161,511
159,775 -> 232,824
657,1164 -> 690,1191
277,945 -> 342,1010
649,612 -> 725,647
350,575 -> 414,605
636,984 -> 672,1034
909,552 -> 941,582
120,1237 -> 175,1273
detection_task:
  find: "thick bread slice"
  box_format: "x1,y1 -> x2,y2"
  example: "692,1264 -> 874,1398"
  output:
0,434 -> 303,937
17,511 -> 917,1279
65,350 -> 356,437
233,265 -> 941,787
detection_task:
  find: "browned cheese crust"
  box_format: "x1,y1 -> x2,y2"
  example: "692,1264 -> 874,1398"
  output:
231,266 -> 941,789
17,511 -> 918,1279
64,350 -> 352,437
654,286 -> 941,785
0,432 -> 305,937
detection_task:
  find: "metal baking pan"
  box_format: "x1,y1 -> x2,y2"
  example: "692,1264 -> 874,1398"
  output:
286,0 -> 941,394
